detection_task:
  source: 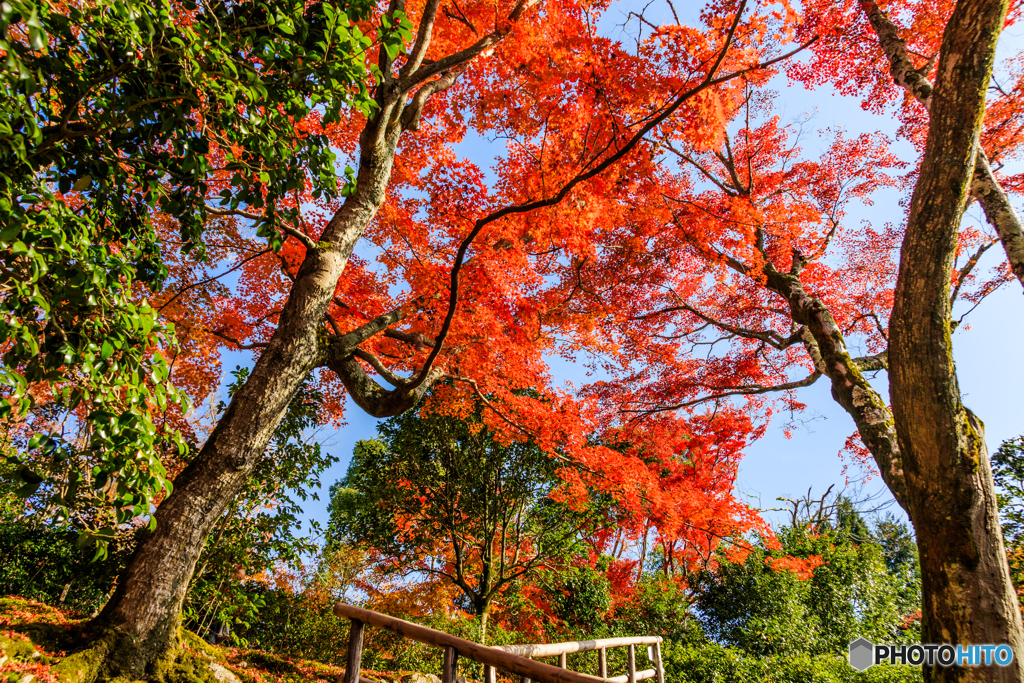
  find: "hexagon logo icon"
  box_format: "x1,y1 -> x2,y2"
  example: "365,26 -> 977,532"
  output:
849,638 -> 875,671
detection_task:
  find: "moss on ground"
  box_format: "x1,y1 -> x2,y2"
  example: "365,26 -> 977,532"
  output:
0,597 -> 401,683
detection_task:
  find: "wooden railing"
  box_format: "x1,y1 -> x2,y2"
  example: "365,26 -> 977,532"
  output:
333,604 -> 666,683
493,636 -> 664,683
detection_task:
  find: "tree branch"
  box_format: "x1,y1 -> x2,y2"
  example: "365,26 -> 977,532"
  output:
860,0 -> 1024,292
620,370 -> 822,415
405,9 -> 818,389
157,248 -> 272,312
354,348 -> 410,387
205,204 -> 319,251
634,300 -> 802,350
205,328 -> 269,350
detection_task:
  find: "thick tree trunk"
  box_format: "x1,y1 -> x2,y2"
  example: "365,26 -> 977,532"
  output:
888,0 -> 1024,681
907,417 -> 1023,682
79,0 -> 537,666
88,101 -> 407,679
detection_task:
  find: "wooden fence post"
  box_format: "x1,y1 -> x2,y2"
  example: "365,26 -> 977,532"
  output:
559,653 -> 567,669
485,665 -> 497,683
598,648 -> 607,679
344,619 -> 365,683
653,642 -> 664,683
627,644 -> 636,683
443,646 -> 459,683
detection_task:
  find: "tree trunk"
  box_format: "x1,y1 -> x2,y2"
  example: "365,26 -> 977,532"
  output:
87,97 -> 408,679
479,602 -> 491,645
888,0 -> 1024,680
907,419 -> 1024,682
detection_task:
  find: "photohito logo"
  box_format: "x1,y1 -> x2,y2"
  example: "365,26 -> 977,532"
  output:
848,639 -> 1015,670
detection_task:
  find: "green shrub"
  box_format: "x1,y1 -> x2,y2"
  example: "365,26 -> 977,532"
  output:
661,642 -> 922,683
0,518 -> 132,615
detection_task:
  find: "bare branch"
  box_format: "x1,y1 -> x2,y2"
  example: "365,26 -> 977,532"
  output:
157,248 -> 272,312
205,328 -> 269,350
400,0 -> 443,79
384,328 -> 436,349
634,300 -> 802,350
950,238 -> 998,308
205,204 -> 319,251
397,0 -> 542,92
354,348 -> 410,387
853,350 -> 888,373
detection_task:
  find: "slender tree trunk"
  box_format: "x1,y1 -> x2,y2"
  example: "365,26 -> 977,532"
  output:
478,602 -> 491,645
637,524 -> 649,583
888,0 -> 1024,681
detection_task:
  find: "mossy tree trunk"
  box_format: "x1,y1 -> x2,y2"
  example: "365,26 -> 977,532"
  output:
91,99 -> 409,678
888,0 -> 1024,680
751,0 -> 1024,678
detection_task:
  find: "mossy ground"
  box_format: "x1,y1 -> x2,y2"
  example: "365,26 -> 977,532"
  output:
0,597 -> 401,683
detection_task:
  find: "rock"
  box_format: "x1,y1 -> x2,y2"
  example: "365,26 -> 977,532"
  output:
401,673 -> 442,683
209,662 -> 242,683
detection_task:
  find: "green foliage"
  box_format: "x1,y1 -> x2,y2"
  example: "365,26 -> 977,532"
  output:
0,368 -> 335,635
534,563 -> 612,636
992,434 -> 1024,602
328,391 -> 602,619
0,511 -> 135,615
237,543 -> 370,662
993,435 -> 1024,541
692,516 -> 920,657
0,0 -> 374,548
692,539 -> 816,656
661,641 -> 922,683
613,574 -> 695,642
239,587 -> 349,665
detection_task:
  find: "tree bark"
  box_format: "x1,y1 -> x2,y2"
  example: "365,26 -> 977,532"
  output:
761,263 -> 908,507
888,0 -> 1024,681
479,603 -> 491,645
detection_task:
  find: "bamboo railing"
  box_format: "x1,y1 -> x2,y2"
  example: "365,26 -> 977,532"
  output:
333,604 -> 665,683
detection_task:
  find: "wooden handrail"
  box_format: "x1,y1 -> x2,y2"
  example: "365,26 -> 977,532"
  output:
334,604 -> 606,683
332,603 -> 666,683
493,636 -> 662,658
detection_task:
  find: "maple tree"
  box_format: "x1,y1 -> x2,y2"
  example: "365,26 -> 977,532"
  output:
1,0 -> 814,674
327,392 -> 602,643
544,0 -> 1024,681
6,0 -> 1022,675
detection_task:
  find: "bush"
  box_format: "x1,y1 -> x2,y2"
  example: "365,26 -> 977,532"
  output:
662,641 -> 923,683
0,518 -> 133,615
